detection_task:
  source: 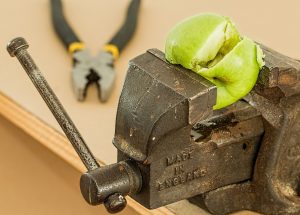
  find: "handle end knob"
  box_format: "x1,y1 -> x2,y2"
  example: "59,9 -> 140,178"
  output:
7,37 -> 29,57
104,193 -> 127,213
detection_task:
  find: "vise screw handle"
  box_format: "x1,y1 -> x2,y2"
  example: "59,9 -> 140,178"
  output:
7,37 -> 99,171
6,37 -> 131,213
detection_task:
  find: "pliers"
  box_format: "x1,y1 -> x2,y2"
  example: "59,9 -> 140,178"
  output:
50,0 -> 141,102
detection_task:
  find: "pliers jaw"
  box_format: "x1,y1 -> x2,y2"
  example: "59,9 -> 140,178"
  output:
72,50 -> 116,102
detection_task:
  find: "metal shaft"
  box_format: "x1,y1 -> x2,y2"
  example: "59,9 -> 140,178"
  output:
7,37 -> 100,171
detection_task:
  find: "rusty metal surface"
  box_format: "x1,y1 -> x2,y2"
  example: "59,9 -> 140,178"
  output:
189,47 -> 300,214
114,49 -> 216,163
115,47 -> 300,214
115,49 -> 264,209
256,44 -> 300,98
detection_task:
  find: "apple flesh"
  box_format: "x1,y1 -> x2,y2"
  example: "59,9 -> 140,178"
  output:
165,13 -> 264,109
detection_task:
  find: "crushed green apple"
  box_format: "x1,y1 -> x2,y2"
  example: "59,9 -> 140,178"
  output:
165,13 -> 264,109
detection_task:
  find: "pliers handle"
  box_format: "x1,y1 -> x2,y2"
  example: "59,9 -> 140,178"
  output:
106,0 -> 141,58
50,0 -> 141,58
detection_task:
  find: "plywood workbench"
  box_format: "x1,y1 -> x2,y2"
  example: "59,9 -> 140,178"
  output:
0,0 -> 299,214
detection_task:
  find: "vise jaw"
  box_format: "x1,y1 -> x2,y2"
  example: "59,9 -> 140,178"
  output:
113,49 -> 264,210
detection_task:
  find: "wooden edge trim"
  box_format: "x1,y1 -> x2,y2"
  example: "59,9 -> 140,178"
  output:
0,92 -> 174,215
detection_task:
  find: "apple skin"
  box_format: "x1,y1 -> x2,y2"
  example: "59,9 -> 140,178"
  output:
165,13 -> 264,110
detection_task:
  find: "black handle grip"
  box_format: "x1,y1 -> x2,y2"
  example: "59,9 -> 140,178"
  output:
108,0 -> 141,53
50,0 -> 81,50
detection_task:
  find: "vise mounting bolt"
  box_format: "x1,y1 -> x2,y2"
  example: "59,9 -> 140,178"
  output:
7,37 -> 300,215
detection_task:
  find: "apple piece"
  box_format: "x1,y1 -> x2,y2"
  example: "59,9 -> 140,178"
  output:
197,37 -> 264,109
165,13 -> 264,110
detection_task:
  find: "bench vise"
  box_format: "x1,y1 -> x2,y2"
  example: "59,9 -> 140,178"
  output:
8,37 -> 300,214
112,47 -> 300,214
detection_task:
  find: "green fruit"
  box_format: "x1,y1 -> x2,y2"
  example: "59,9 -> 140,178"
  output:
165,13 -> 264,110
